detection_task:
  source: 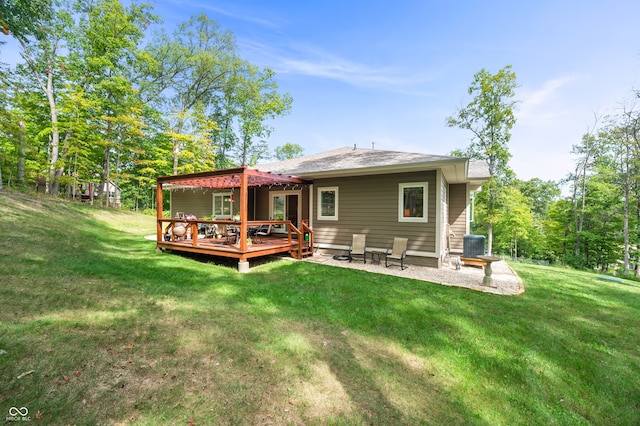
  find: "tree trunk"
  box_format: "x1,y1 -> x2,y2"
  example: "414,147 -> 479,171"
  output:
172,136 -> 179,175
103,147 -> 111,208
17,121 -> 26,184
172,116 -> 185,175
487,222 -> 493,255
487,185 -> 494,255
623,146 -> 630,274
45,69 -> 61,196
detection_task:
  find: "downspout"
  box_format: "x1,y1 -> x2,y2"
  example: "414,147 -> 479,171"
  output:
309,184 -> 314,229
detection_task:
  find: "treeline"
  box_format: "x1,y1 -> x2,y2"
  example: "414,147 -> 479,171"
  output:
0,0 -> 295,209
470,104 -> 640,275
448,65 -> 639,276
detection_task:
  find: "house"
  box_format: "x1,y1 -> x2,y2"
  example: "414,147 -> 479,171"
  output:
76,179 -> 121,207
155,146 -> 489,271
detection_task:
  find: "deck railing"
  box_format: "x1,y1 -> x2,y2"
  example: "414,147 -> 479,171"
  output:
288,220 -> 313,259
157,218 -> 313,256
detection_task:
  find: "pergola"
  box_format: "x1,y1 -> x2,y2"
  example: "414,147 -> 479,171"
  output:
156,166 -> 311,270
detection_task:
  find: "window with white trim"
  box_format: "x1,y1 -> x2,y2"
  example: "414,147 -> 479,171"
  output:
213,193 -> 233,217
318,186 -> 338,221
398,182 -> 428,222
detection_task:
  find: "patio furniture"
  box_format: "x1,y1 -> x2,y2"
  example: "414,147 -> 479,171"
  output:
204,224 -> 219,238
349,234 -> 367,263
225,225 -> 238,244
385,237 -> 408,270
254,224 -> 272,243
370,250 -> 385,264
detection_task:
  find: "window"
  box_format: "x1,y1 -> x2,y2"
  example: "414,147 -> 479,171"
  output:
318,187 -> 338,220
213,193 -> 233,217
398,182 -> 428,222
272,195 -> 285,220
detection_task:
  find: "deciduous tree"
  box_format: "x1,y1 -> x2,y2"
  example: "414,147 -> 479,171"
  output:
447,65 -> 518,254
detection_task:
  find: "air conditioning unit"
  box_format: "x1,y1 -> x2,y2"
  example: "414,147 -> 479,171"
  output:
463,235 -> 485,258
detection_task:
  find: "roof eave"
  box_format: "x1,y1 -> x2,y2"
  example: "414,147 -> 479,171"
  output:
290,158 -> 484,184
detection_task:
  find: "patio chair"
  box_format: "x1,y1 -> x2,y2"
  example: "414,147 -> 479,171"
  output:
385,237 -> 408,270
254,224 -> 272,243
225,225 -> 238,244
349,234 -> 367,263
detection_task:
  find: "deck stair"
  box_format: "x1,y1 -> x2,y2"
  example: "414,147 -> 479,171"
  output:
290,241 -> 313,259
289,221 -> 314,260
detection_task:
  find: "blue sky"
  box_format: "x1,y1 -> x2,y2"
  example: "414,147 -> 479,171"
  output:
6,1 -> 640,184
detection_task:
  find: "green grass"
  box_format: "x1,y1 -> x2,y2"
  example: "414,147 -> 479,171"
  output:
1,190 -> 640,425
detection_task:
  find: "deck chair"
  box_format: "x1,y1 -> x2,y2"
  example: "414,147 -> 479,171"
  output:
254,224 -> 272,243
385,237 -> 408,270
349,234 -> 367,263
225,225 -> 238,244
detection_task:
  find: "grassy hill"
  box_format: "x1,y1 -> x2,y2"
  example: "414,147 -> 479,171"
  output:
1,190 -> 639,425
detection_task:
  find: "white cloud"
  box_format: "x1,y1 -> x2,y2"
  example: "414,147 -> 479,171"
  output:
166,0 -> 286,30
240,39 -> 438,92
516,75 -> 584,122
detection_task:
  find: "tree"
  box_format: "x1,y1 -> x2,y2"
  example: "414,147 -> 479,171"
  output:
274,143 -> 304,160
8,0 -> 73,195
447,65 -> 518,254
493,186 -> 534,260
70,0 -> 158,205
595,106 -> 640,275
233,66 -> 292,166
514,178 -> 560,260
0,0 -> 53,41
211,64 -> 292,167
0,3 -> 294,209
161,14 -> 237,174
544,199 -> 574,264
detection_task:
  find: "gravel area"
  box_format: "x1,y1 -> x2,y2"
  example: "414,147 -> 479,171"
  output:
304,253 -> 524,296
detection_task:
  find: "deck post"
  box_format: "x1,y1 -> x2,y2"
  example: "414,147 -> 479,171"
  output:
156,181 -> 163,243
239,169 -> 248,252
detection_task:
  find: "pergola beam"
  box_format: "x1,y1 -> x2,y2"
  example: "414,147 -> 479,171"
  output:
156,166 -> 310,270
157,166 -> 309,189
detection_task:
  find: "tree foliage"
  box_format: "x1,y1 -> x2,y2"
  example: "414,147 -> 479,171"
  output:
274,143 -> 304,160
447,65 -> 518,254
0,0 -> 291,208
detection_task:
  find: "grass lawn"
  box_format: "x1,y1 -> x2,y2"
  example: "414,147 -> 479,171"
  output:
1,190 -> 639,425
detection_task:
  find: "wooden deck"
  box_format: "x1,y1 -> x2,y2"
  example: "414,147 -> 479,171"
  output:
157,234 -> 308,261
156,219 -> 314,266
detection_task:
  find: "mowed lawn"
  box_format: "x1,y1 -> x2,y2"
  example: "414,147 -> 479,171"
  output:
1,190 -> 639,425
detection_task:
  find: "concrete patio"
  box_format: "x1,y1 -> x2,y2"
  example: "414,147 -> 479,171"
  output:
304,253 -> 524,296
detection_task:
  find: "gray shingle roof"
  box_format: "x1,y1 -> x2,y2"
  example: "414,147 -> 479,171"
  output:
258,146 -> 464,176
468,159 -> 491,179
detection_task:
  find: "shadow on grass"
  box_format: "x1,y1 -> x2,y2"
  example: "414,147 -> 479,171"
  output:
1,191 -> 640,425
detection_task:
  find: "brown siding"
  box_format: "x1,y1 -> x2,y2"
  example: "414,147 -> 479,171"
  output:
448,183 -> 467,253
168,186 -> 310,222
170,189 -> 213,218
253,186 -> 310,223
312,171 -> 437,254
